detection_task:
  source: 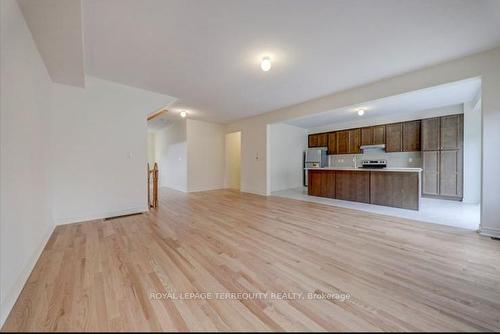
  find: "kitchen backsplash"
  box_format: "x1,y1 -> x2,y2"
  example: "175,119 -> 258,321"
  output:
328,151 -> 422,168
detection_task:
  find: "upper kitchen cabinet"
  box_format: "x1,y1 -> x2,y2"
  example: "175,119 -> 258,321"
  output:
336,129 -> 360,154
361,125 -> 385,146
327,132 -> 337,155
402,120 -> 421,152
385,123 -> 403,152
349,128 -> 361,154
440,114 -> 463,150
361,127 -> 373,146
422,117 -> 440,151
372,125 -> 385,145
318,133 -> 328,147
308,134 -> 318,147
422,114 -> 463,151
308,133 -> 328,147
336,130 -> 350,154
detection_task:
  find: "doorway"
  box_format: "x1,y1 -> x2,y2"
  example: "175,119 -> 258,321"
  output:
225,131 -> 241,190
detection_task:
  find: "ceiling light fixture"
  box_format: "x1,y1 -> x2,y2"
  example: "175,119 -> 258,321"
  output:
260,56 -> 272,72
357,108 -> 365,116
180,111 -> 187,118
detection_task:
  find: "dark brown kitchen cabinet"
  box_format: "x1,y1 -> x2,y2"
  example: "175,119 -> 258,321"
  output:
361,127 -> 373,146
308,134 -> 318,147
440,114 -> 463,150
385,123 -> 403,152
308,133 -> 327,147
335,170 -> 370,203
361,126 -> 385,146
308,170 -> 335,198
372,125 -> 385,145
348,128 -> 361,154
327,132 -> 337,155
336,130 -> 350,154
336,129 -> 360,154
421,114 -> 463,200
308,169 -> 420,209
370,172 -> 419,210
318,133 -> 328,147
422,151 -> 440,196
422,117 -> 440,151
402,120 -> 421,152
361,125 -> 385,145
439,150 -> 463,198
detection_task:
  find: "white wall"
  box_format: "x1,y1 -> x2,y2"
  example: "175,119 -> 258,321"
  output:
147,131 -> 156,166
187,119 -> 225,192
268,123 -> 307,192
463,97 -> 482,204
225,132 -> 241,189
153,119 -> 226,193
50,76 -> 173,224
0,0 -> 54,325
227,47 -> 500,237
154,120 -> 188,192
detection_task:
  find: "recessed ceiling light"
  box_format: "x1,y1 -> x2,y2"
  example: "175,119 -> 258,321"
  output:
180,111 -> 187,118
357,108 -> 365,116
260,56 -> 272,72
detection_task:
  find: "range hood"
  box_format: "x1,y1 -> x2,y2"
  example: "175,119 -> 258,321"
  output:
360,144 -> 386,151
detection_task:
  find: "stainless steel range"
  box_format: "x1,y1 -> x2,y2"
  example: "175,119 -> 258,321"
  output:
360,159 -> 387,169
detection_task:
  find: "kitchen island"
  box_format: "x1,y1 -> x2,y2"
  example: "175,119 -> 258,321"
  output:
307,167 -> 422,210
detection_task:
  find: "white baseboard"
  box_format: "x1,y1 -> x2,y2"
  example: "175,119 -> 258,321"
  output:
0,224 -> 55,327
54,206 -> 148,225
479,226 -> 500,239
187,185 -> 224,193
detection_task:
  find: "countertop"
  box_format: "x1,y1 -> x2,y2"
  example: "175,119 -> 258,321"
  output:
306,167 -> 422,172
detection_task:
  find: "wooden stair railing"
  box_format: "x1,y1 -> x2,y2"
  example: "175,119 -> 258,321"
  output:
148,162 -> 159,208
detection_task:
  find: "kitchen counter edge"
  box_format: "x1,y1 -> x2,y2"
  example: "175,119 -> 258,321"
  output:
305,167 -> 422,172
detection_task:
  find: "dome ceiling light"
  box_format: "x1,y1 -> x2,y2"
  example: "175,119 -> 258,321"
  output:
260,56 -> 272,72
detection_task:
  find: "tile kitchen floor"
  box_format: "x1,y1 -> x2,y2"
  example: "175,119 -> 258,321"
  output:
272,187 -> 480,230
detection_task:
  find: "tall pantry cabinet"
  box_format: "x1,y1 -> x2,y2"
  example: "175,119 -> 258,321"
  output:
421,114 -> 463,200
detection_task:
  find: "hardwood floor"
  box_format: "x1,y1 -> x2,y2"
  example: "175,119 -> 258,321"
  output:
3,188 -> 500,331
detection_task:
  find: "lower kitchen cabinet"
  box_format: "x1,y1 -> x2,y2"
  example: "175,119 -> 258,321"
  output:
439,150 -> 463,199
422,151 -> 440,196
308,169 -> 421,209
422,150 -> 463,200
308,170 -> 335,198
335,171 -> 370,203
370,172 -> 419,210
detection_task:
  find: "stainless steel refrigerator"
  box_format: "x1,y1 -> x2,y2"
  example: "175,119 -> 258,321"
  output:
303,148 -> 328,186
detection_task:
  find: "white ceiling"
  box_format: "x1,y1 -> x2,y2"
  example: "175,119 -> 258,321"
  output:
285,78 -> 481,129
81,0 -> 500,123
19,0 -> 500,123
18,0 -> 85,87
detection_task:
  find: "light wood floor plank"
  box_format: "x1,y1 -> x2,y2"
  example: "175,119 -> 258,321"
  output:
2,188 -> 500,331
